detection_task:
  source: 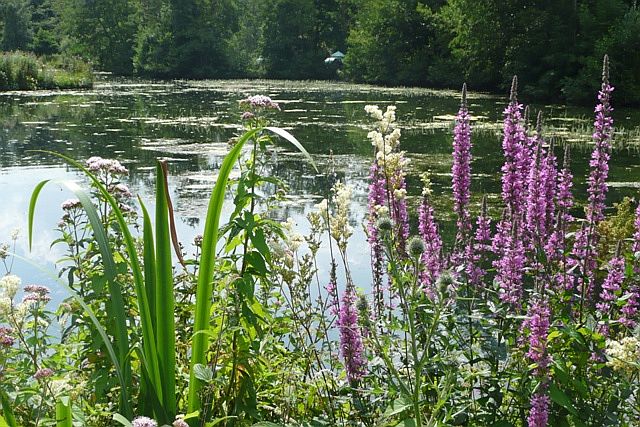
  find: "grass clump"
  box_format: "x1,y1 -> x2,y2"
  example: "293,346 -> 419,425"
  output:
0,51 -> 93,91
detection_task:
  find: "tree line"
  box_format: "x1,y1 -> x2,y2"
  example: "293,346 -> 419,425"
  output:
1,0 -> 639,104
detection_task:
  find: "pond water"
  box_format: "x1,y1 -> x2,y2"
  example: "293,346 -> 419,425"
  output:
2,76 -> 640,298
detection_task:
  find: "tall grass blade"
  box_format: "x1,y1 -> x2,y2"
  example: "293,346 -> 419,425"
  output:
155,161 -> 177,420
187,127 -> 260,414
140,199 -> 157,332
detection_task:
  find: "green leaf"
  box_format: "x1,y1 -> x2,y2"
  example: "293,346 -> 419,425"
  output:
188,128 -> 261,416
251,423 -> 283,427
0,390 -> 17,427
155,161 -> 177,420
383,397 -> 412,418
265,126 -> 318,172
55,397 -> 73,427
549,383 -> 578,417
112,413 -> 132,427
193,364 -> 214,383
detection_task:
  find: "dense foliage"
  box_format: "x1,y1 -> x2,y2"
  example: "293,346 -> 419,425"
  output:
1,56 -> 640,426
0,51 -> 92,90
2,0 -> 640,103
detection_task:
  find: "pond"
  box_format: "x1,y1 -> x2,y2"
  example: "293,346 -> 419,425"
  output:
2,76 -> 640,297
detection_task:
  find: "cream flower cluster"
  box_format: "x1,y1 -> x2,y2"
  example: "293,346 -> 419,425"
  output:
605,336 -> 640,375
314,183 -> 353,253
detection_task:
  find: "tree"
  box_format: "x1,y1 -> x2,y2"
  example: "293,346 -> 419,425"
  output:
57,0 -> 137,74
1,0 -> 32,51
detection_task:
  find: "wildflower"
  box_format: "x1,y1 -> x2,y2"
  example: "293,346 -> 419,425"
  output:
528,393 -> 550,427
86,156 -> 129,175
326,261 -> 339,315
605,336 -> 640,375
10,229 -> 19,240
367,162 -> 387,315
0,297 -> 11,315
337,286 -> 366,383
173,418 -> 189,427
452,83 -> 472,240
239,95 -> 280,111
132,416 -> 158,427
0,326 -> 14,347
61,198 -> 81,210
501,76 -> 528,218
494,222 -> 525,307
193,234 -> 203,247
112,183 -> 133,198
241,111 -> 255,120
0,243 -> 8,259
468,196 -> 491,286
596,243 -> 625,329
570,56 -> 615,297
24,284 -> 50,295
33,368 -> 54,380
364,104 -> 383,121
523,298 -> 551,373
418,176 -> 442,290
329,182 -> 353,252
0,275 -> 21,299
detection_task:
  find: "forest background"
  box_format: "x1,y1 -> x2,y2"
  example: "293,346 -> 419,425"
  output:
1,0 -> 639,104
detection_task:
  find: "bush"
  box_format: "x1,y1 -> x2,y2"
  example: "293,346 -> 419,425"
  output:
0,51 -> 93,90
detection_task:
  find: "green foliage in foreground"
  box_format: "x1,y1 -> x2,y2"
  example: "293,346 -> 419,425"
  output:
0,51 -> 92,91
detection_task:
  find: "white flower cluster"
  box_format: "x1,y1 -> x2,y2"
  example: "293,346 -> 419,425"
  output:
606,336 -> 640,375
0,275 -> 20,300
330,182 -> 353,252
281,218 -> 305,252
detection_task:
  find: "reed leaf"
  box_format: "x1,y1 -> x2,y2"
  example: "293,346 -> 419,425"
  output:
187,127 -> 260,413
155,161 -> 177,419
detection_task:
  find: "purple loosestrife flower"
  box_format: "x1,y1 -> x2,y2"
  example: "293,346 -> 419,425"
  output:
389,168 -> 410,254
526,141 -> 546,247
326,260 -> 340,315
569,56 -> 614,297
523,298 -> 551,373
367,161 -> 387,317
501,77 -> 528,218
621,202 -> 640,327
418,176 -> 442,292
337,286 -> 366,383
452,84 -> 473,241
494,222 -> 525,306
468,196 -> 492,286
523,297 -> 551,427
597,242 -> 625,334
528,393 -> 550,427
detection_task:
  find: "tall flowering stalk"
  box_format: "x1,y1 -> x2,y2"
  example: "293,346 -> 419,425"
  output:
365,104 -> 410,255
571,55 -> 614,314
596,242 -> 625,336
452,83 -> 472,243
367,161 -> 387,318
621,202 -> 640,327
337,285 -> 366,384
418,175 -> 442,293
500,76 -> 528,219
522,297 -> 551,427
468,196 -> 491,287
494,221 -> 525,307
